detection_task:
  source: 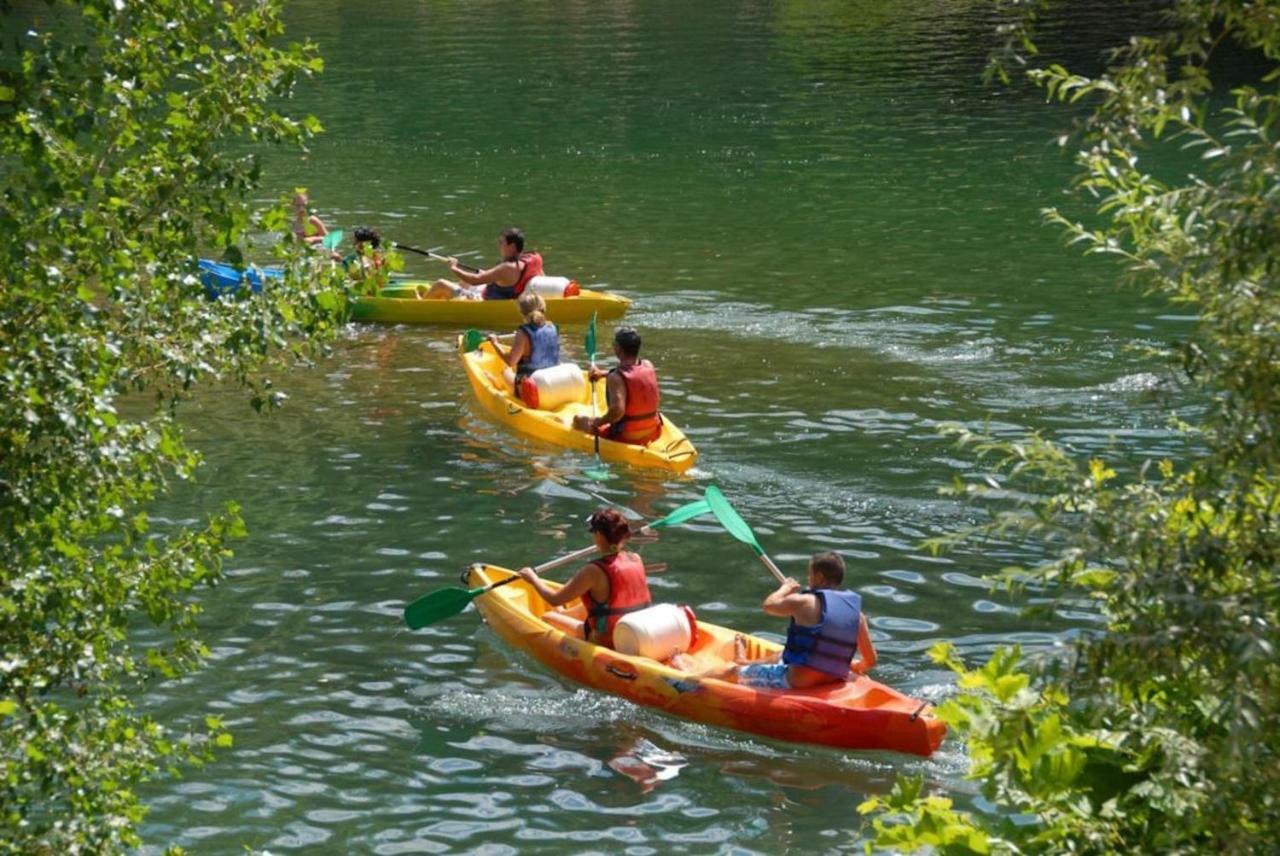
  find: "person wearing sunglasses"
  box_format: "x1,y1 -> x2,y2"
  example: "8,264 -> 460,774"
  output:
517,508 -> 652,649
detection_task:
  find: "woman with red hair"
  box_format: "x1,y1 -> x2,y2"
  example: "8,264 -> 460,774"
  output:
517,508 -> 652,649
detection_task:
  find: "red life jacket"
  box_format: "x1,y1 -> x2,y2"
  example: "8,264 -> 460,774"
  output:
581,551 -> 652,648
606,360 -> 662,445
483,251 -> 544,300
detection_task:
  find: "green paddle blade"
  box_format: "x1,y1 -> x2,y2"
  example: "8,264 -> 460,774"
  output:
705,485 -> 765,556
585,311 -> 597,363
462,328 -> 486,352
648,498 -> 711,530
321,228 -> 345,251
403,585 -> 484,630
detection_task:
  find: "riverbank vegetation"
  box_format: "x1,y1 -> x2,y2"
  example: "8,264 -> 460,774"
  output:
0,1 -> 343,851
862,2 -> 1280,851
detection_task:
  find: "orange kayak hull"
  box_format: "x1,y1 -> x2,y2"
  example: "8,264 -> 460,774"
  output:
467,564 -> 946,757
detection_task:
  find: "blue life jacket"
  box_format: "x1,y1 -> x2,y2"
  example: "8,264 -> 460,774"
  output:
518,321 -> 560,375
782,589 -> 862,679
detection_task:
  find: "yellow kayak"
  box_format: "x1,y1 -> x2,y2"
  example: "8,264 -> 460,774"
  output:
458,336 -> 699,474
467,564 -> 947,757
351,285 -> 629,326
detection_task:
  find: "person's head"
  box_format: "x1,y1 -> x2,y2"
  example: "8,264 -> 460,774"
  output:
807,551 -> 845,589
499,227 -> 525,260
353,226 -> 381,251
587,507 -> 631,550
292,192 -> 309,214
517,291 -> 547,326
613,327 -> 642,359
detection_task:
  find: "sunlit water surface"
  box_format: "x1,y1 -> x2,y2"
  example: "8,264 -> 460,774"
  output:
139,2 -> 1189,852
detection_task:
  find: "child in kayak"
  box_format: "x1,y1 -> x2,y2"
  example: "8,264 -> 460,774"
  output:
423,227 -> 543,300
344,226 -> 386,290
487,292 -> 561,395
291,191 -> 329,246
674,552 -> 877,689
517,508 -> 651,650
572,327 -> 663,446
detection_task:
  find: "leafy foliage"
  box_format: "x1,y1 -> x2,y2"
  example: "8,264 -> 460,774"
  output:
864,2 -> 1280,852
0,1 -> 348,851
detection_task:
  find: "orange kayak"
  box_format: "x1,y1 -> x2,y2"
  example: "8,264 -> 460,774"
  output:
467,564 -> 946,757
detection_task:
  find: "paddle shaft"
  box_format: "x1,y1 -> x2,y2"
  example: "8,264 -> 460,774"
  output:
480,543 -> 600,596
759,552 -> 787,585
393,242 -> 481,273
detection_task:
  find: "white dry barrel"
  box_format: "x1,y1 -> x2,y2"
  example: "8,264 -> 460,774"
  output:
613,604 -> 699,661
526,275 -> 581,298
519,363 -> 588,410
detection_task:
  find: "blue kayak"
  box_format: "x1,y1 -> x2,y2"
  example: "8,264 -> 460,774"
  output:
198,259 -> 283,298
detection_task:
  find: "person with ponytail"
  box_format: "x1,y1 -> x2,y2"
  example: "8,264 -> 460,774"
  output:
489,291 -> 561,395
517,508 -> 652,649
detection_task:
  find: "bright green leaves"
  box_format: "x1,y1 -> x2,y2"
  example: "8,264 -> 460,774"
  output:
859,776 -> 992,855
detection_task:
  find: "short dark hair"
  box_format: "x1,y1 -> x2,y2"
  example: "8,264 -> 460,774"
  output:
353,226 -> 381,248
809,551 -> 845,586
587,508 -> 631,545
501,227 -> 525,252
614,327 -> 642,357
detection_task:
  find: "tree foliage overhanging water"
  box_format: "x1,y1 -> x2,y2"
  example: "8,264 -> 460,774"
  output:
864,2 -> 1280,851
0,1 -> 345,850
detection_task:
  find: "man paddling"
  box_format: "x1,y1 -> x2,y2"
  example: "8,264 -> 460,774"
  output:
572,327 -> 663,446
676,552 -> 876,689
423,226 -> 543,300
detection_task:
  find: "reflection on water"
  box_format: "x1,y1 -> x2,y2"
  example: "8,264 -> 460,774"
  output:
139,1 -> 1190,852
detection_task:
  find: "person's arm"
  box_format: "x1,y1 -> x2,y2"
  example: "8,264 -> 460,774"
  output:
850,613 -> 877,674
302,214 -> 328,245
517,563 -> 600,607
585,373 -> 626,431
497,329 -> 529,369
761,577 -> 813,618
450,259 -> 517,287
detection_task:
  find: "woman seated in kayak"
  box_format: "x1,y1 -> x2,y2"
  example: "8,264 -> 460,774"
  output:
674,552 -> 876,689
517,508 -> 651,649
572,327 -> 663,446
291,191 -> 329,246
487,292 -> 561,395
422,227 -> 543,300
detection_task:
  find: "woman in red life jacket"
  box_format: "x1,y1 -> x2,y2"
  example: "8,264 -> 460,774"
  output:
423,226 -> 543,300
572,326 -> 663,446
516,508 -> 652,649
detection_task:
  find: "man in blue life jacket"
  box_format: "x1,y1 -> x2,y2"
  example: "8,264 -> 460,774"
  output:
677,551 -> 876,690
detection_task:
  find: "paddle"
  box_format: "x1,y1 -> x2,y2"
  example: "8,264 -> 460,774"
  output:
461,328 -> 515,354
320,229 -> 345,251
583,312 -> 612,481
392,241 -> 481,273
704,485 -> 787,584
402,497 -> 714,630
403,544 -> 596,630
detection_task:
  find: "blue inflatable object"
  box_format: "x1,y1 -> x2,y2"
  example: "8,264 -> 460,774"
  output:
198,259 -> 284,299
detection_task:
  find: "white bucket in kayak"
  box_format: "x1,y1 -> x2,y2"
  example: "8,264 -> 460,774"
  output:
519,362 -> 587,410
614,604 -> 699,661
527,275 -> 580,298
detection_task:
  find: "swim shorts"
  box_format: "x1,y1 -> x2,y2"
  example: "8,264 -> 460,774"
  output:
737,662 -> 790,690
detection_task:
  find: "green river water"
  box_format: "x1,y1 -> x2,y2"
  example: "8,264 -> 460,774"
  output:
140,2 -> 1190,852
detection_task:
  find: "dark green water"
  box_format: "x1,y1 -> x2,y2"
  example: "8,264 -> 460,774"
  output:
141,2 -> 1187,852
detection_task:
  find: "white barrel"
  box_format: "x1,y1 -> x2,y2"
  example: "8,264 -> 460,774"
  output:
613,604 -> 699,661
527,275 -> 580,298
519,362 -> 587,410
